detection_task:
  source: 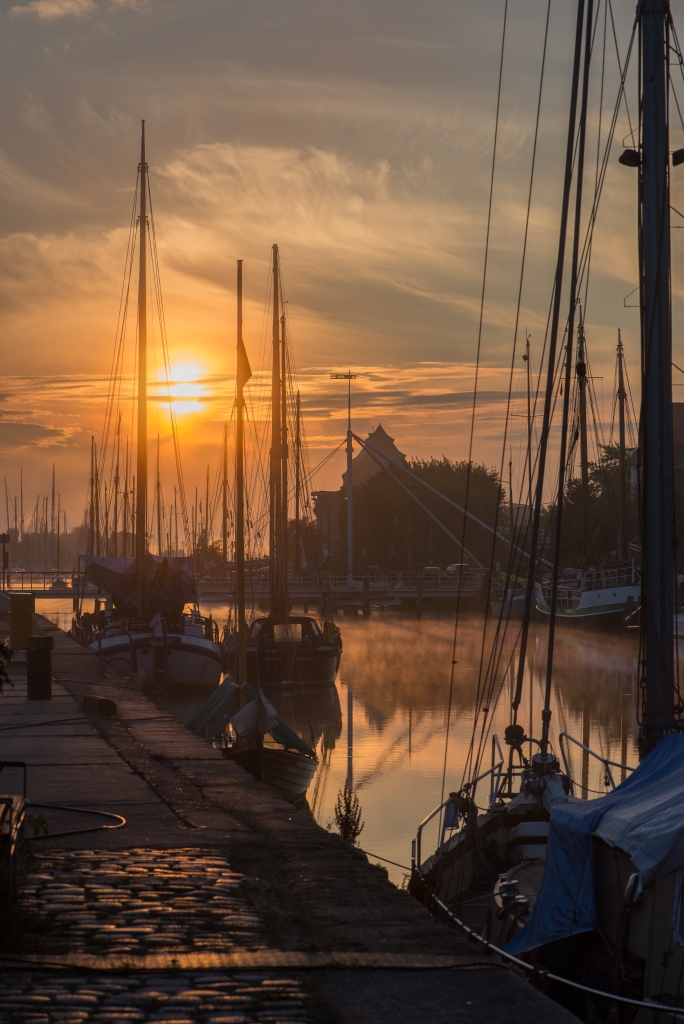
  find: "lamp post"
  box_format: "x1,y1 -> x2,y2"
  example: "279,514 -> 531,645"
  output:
331,371 -> 357,587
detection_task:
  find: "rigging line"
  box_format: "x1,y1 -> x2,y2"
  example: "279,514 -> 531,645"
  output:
511,0 -> 588,723
439,0 -> 509,816
464,0 -> 552,787
582,0 -> 609,316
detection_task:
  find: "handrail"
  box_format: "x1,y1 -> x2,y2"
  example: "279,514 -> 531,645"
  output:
559,731 -> 636,791
414,734 -> 505,870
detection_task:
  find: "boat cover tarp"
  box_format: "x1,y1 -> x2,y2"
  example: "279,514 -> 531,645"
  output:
80,554 -> 196,613
505,734 -> 684,955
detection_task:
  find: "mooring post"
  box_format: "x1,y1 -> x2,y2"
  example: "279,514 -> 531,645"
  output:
27,635 -> 52,700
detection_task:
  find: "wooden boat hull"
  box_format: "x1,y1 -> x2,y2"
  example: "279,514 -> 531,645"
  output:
225,746 -> 318,802
87,632 -> 223,688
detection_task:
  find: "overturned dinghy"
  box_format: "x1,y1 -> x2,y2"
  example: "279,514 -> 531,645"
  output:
185,678 -> 319,803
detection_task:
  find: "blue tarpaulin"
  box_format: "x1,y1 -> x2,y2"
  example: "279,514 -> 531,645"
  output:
505,734 -> 684,955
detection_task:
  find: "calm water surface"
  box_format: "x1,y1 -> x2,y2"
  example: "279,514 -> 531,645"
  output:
39,598 -> 640,886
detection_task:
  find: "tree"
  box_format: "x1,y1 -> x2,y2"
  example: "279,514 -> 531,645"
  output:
351,457 -> 506,570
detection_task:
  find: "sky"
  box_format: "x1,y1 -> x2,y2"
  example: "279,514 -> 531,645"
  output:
0,0 -> 682,535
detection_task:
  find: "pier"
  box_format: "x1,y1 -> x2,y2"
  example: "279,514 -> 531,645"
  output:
0,607 -> 573,1023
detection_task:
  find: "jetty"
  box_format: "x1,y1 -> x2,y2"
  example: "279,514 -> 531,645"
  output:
0,606 -> 573,1023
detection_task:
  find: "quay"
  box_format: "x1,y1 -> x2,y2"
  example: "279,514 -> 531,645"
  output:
1,568 -> 486,609
0,608 -> 574,1023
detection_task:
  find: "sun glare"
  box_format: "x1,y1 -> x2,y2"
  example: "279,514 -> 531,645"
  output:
168,361 -> 206,415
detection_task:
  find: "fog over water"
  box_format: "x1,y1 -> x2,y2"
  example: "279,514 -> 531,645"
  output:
40,598 -> 640,886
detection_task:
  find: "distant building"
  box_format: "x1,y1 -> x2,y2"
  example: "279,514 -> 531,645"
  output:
313,424 -> 406,560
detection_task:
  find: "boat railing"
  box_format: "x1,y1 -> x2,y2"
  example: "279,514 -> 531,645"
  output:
559,731 -> 636,791
413,734 -> 504,869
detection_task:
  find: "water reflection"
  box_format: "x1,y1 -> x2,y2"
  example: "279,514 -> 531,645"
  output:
39,598 -> 643,886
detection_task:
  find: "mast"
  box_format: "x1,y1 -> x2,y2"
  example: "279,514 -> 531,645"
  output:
50,464 -> 55,560
235,259 -> 251,686
135,120 -> 148,606
638,0 -> 675,754
617,332 -> 628,559
508,451 -> 514,549
280,311 -> 288,602
295,390 -> 301,570
222,421 -> 228,563
577,309 -> 590,559
94,442 -> 101,555
524,336 -> 532,509
205,465 -> 210,560
538,0 -> 593,760
89,437 -> 95,555
270,244 -> 281,606
113,412 -> 120,557
511,1 -> 587,725
156,437 -> 162,556
346,373 -> 353,586
123,438 -> 129,557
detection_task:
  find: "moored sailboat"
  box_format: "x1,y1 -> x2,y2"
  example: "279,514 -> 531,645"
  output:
410,2 -> 684,1018
222,245 -> 342,689
71,124 -> 222,688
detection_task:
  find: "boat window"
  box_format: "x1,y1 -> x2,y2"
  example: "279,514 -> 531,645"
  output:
309,620 -> 320,637
274,623 -> 302,641
250,622 -> 262,638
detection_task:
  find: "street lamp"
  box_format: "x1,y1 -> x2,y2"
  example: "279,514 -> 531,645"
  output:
331,372 -> 357,586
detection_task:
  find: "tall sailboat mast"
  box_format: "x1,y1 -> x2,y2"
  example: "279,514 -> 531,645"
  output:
576,309 -> 590,559
135,121 -> 148,604
235,259 -> 251,685
617,332 -> 628,560
639,0 -> 675,754
280,311 -> 288,603
270,244 -> 281,605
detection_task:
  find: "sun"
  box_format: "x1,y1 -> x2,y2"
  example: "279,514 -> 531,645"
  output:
167,361 -> 207,415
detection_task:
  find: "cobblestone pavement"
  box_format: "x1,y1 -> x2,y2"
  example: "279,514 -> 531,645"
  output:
0,970 -> 312,1023
2,849 -> 312,1023
17,849 -> 266,956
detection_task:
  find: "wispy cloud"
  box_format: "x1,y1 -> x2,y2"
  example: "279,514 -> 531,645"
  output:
11,0 -> 96,18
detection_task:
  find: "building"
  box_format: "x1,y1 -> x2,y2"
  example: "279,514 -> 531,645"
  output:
312,424 -> 406,561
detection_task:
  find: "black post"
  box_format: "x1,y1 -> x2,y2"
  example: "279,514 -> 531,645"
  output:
640,0 -> 675,755
27,635 -> 52,700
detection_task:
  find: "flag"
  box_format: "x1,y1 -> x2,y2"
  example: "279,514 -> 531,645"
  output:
237,338 -> 252,388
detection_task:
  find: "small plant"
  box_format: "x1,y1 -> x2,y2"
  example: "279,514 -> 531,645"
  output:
27,814 -> 48,839
333,781 -> 364,845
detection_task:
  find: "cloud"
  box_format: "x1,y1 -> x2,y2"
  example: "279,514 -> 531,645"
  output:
11,0 -> 96,17
0,422 -> 74,451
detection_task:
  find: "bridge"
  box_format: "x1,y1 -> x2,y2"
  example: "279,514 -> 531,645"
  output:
1,568 -> 486,608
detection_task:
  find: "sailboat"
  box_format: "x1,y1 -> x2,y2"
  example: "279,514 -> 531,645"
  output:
222,245 -> 342,689
410,1 -> 684,1017
71,124 -> 222,689
183,260 -> 320,806
535,331 -> 641,628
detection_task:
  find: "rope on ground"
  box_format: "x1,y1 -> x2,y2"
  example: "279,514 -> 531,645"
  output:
26,802 -> 126,840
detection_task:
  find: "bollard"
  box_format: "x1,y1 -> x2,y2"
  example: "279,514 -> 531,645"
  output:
416,574 -> 423,619
10,592 -> 35,651
27,635 -> 53,700
362,575 -> 371,617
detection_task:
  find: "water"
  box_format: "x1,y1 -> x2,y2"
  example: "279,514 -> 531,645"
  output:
39,597 -> 640,886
